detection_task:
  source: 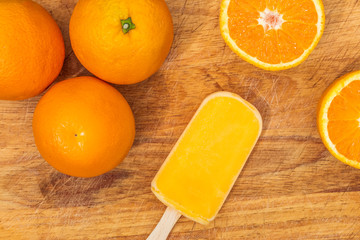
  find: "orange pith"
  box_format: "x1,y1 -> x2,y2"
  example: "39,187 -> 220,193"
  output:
327,81 -> 360,162
221,0 -> 325,70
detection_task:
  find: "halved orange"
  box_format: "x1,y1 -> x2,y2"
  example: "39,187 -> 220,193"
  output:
220,0 -> 325,70
317,71 -> 360,169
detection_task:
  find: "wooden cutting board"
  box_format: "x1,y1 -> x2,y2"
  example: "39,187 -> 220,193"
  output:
1,0 -> 360,239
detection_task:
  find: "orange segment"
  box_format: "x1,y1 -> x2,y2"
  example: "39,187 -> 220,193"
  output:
243,0 -> 267,11
328,95 -> 360,121
281,22 -> 317,49
328,120 -> 358,145
282,0 -> 318,24
228,0 -> 258,15
318,71 -> 360,169
277,0 -> 305,13
229,25 -> 264,57
335,129 -> 360,161
257,29 -> 281,64
340,81 -> 360,111
220,0 -> 325,71
265,0 -> 280,11
227,0 -> 264,58
277,30 -> 304,62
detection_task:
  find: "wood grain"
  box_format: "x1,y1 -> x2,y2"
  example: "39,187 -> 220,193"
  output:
1,0 -> 360,239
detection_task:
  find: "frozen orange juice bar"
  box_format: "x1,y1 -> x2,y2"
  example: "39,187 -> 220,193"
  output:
151,91 -> 262,226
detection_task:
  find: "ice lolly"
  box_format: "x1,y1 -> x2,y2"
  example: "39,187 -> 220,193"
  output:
147,91 -> 262,239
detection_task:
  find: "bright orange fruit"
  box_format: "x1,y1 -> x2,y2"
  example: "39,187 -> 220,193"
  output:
220,0 -> 325,70
32,77 -> 135,178
69,0 -> 174,85
0,0 -> 65,100
317,71 -> 360,169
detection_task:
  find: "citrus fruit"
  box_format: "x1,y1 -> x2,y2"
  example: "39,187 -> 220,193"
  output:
317,71 -> 360,169
220,0 -> 325,71
69,0 -> 174,85
0,0 -> 65,100
32,76 -> 135,178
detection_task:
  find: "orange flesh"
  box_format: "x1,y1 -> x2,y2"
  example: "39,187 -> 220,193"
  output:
327,81 -> 360,162
227,0 -> 318,64
151,93 -> 262,224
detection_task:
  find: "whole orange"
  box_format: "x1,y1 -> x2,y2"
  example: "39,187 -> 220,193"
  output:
32,76 -> 135,178
69,0 -> 173,85
0,0 -> 65,100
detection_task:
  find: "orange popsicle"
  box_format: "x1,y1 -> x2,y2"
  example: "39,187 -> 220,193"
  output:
148,91 -> 262,239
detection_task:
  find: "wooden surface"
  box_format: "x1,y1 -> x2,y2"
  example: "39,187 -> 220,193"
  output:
1,0 -> 360,239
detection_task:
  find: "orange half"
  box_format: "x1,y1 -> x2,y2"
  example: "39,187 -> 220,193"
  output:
220,0 -> 325,70
317,71 -> 360,169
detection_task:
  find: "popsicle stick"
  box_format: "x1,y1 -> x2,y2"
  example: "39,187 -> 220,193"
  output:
147,207 -> 181,240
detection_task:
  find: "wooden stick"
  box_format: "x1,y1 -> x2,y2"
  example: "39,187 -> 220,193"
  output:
147,207 -> 181,240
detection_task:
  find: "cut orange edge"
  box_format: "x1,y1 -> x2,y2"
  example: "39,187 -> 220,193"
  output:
317,70 -> 360,169
219,0 -> 325,71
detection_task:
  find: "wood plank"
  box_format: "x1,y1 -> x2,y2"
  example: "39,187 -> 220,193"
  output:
1,0 -> 360,239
